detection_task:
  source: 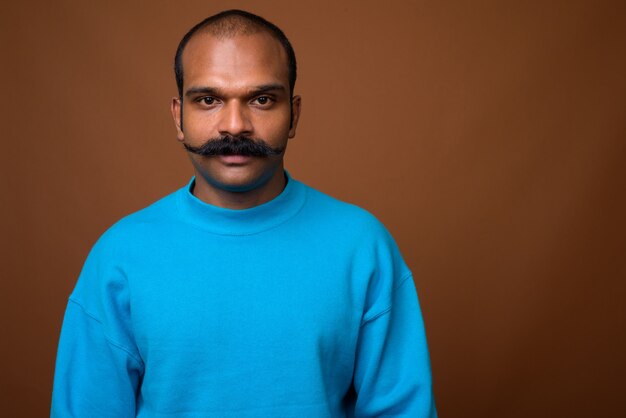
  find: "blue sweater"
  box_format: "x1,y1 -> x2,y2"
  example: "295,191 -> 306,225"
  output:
51,173 -> 436,417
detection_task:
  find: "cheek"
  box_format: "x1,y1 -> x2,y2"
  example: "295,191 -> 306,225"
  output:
259,112 -> 292,138
184,113 -> 217,138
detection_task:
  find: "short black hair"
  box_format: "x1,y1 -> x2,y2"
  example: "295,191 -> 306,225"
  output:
174,9 -> 297,99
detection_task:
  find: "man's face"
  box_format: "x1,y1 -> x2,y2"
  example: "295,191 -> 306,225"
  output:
171,31 -> 300,195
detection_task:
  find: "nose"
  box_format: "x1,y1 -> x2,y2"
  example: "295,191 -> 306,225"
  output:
218,101 -> 253,136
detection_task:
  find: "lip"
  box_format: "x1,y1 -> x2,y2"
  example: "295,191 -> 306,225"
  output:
217,155 -> 255,165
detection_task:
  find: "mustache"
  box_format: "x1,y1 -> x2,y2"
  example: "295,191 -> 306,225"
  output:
183,135 -> 285,157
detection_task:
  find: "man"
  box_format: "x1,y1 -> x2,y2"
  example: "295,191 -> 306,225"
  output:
51,9 -> 437,417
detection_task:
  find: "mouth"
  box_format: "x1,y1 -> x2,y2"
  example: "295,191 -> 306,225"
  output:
217,154 -> 256,165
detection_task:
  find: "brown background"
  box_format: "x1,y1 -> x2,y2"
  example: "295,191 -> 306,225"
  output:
1,0 -> 625,417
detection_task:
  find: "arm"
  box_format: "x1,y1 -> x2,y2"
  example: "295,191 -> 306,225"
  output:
51,237 -> 144,417
353,275 -> 437,417
51,300 -> 143,417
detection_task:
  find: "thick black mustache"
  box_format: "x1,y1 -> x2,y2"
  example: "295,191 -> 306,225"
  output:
183,135 -> 285,157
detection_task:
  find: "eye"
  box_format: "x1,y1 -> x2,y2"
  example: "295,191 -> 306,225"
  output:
253,96 -> 273,106
201,97 -> 216,105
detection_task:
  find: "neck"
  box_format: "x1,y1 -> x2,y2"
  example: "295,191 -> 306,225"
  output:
192,168 -> 287,210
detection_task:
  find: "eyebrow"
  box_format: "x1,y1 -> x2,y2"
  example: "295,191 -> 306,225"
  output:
185,87 -> 220,98
251,84 -> 286,94
184,84 -> 286,98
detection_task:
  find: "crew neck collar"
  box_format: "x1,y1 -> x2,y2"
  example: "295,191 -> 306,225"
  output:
175,171 -> 307,236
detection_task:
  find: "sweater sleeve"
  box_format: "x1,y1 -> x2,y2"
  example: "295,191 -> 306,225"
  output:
353,275 -> 437,417
51,234 -> 144,417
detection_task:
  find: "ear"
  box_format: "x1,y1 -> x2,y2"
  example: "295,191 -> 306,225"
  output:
171,97 -> 184,141
288,95 -> 302,139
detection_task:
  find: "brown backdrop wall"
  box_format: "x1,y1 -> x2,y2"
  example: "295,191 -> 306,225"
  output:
1,1 -> 625,417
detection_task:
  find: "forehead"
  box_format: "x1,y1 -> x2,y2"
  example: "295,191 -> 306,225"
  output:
182,32 -> 289,91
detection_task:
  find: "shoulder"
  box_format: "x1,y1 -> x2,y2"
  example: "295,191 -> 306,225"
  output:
298,180 -> 392,240
296,180 -> 407,273
90,185 -> 184,255
71,185 -> 184,298
297,181 -> 413,306
303,185 -> 382,227
114,186 -> 181,229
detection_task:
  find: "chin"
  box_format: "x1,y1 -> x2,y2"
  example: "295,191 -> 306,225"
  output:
205,166 -> 280,193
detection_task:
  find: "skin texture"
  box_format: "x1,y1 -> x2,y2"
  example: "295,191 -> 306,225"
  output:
171,31 -> 301,209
